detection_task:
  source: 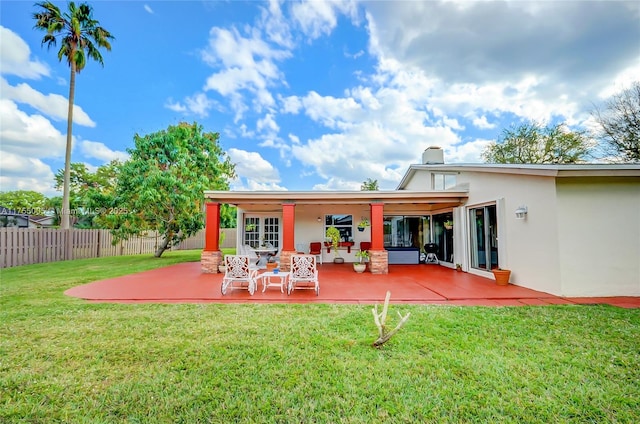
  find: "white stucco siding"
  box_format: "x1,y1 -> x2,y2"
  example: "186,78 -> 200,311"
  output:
294,204 -> 370,263
556,178 -> 640,296
403,171 -> 430,190
458,171 -> 563,295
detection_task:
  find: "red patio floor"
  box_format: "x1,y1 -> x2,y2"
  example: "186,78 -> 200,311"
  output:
64,262 -> 640,308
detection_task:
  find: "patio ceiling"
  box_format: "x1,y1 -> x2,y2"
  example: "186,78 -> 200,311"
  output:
204,190 -> 469,213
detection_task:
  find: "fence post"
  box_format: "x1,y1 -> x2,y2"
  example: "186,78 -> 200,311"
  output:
65,229 -> 72,260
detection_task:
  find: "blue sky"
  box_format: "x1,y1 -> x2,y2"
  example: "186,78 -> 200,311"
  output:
1,0 -> 639,196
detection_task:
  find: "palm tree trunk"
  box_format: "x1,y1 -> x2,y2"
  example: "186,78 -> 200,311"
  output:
61,64 -> 76,230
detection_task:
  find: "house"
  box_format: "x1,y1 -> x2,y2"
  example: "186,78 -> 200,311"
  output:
202,147 -> 640,297
0,206 -> 56,228
0,206 -> 29,228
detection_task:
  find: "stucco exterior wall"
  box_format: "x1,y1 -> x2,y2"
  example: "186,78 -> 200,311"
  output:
403,172 -> 429,190
556,178 -> 640,296
454,171 -> 563,294
294,204 -> 371,263
237,205 -> 372,264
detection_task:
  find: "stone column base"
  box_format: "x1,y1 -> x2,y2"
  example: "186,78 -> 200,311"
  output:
201,250 -> 223,273
279,250 -> 294,271
369,250 -> 389,274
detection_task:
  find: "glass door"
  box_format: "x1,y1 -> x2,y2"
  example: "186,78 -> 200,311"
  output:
469,205 -> 498,270
432,213 -> 454,263
243,216 -> 280,249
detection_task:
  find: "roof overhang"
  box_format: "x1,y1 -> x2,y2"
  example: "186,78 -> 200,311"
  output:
398,163 -> 640,189
204,190 -> 468,213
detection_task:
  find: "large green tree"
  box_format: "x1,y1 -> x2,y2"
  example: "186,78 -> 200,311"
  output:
482,121 -> 592,164
590,81 -> 640,163
0,191 -> 48,214
33,1 -> 114,229
53,160 -> 120,228
112,122 -> 236,257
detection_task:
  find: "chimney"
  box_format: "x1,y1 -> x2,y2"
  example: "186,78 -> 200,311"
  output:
422,146 -> 444,164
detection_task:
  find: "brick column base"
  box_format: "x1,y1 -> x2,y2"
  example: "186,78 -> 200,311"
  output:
201,250 -> 223,273
279,251 -> 294,272
369,250 -> 388,274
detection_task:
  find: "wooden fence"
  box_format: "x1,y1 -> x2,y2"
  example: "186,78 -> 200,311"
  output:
0,228 -> 237,268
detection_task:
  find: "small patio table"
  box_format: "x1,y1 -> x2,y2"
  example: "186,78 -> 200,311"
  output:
259,271 -> 290,293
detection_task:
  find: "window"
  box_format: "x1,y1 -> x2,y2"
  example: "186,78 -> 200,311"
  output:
383,216 -> 430,248
324,214 -> 353,242
433,173 -> 457,190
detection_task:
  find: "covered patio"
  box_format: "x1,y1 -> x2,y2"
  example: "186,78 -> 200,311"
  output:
200,190 -> 470,275
64,262 -> 640,307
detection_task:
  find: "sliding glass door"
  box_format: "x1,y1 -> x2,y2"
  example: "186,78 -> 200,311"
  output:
469,205 -> 498,270
432,213 -> 454,263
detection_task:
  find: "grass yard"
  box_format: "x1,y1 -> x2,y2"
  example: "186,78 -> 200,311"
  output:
1,251 -> 639,423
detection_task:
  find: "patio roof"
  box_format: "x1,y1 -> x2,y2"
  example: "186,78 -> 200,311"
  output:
204,190 -> 469,213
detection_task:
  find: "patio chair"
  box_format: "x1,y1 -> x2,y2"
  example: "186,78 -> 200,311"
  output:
221,255 -> 259,295
265,242 -> 280,263
288,254 -> 319,296
240,244 -> 262,269
309,242 -> 323,265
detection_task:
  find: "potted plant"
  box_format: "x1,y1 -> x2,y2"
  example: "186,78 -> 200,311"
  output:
455,263 -> 462,272
492,268 -> 511,285
325,226 -> 344,263
444,220 -> 453,230
357,217 -> 370,232
354,249 -> 369,273
266,256 -> 278,270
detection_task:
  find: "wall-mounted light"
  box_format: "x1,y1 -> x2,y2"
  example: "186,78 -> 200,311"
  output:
515,206 -> 528,220
317,217 -> 322,222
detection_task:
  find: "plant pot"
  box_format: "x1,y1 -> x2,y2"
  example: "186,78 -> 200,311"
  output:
353,263 -> 366,273
218,265 -> 226,274
357,226 -> 365,232
333,257 -> 345,264
492,269 -> 511,286
266,262 -> 278,270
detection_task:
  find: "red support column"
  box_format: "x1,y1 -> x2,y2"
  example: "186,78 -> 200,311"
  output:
370,203 -> 384,250
201,202 -> 222,273
204,202 -> 221,251
369,202 -> 388,274
280,203 -> 296,271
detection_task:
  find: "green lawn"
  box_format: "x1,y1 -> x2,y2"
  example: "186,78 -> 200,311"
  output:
1,252 -> 639,423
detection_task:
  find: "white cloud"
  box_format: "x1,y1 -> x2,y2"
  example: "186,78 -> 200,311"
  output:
164,98 -> 187,113
1,78 -> 96,127
79,140 -> 129,163
201,26 -> 291,118
256,113 -> 279,134
0,98 -> 67,158
259,0 -> 294,49
144,4 -> 154,14
0,26 -> 50,79
290,0 -> 358,40
227,148 -> 281,184
0,151 -> 56,195
164,93 -> 217,117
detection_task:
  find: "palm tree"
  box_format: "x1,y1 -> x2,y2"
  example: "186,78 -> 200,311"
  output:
33,1 -> 114,229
